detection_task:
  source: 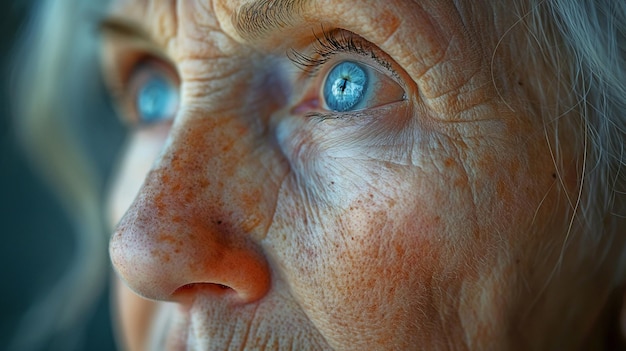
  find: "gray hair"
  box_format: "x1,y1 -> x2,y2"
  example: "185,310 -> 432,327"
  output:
524,0 -> 626,275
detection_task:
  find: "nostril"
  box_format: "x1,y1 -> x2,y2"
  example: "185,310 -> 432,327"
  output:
175,283 -> 232,293
173,283 -> 236,300
110,187 -> 272,304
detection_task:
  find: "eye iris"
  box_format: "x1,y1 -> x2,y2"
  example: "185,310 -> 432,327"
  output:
323,61 -> 368,112
136,75 -> 177,123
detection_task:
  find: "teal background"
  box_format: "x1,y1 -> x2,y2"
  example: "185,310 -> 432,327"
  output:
0,2 -> 122,350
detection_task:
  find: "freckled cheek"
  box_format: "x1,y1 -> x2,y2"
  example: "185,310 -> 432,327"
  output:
329,198 -> 445,292
277,188 -> 449,328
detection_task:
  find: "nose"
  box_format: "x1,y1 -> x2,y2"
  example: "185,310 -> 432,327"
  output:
109,115 -> 282,304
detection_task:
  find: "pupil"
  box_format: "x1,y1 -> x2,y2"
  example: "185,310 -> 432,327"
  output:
340,78 -> 348,93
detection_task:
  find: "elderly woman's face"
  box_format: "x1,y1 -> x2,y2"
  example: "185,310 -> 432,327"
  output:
105,0 -> 576,350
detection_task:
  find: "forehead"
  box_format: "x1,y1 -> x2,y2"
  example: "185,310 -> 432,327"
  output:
104,0 -> 496,76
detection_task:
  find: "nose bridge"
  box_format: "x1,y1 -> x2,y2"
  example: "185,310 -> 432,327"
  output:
158,114 -> 275,235
110,108 -> 284,302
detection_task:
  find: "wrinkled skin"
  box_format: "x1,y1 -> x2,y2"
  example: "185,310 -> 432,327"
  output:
105,0 -> 608,350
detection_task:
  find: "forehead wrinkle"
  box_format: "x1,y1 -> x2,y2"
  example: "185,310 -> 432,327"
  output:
233,0 -> 310,40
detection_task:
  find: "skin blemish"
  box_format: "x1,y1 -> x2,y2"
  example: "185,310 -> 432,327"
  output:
157,234 -> 179,245
150,249 -> 171,263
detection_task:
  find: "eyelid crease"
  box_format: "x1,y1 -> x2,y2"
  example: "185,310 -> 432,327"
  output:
287,26 -> 399,80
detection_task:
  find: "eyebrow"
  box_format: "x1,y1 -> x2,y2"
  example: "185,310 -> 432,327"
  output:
99,16 -> 154,43
233,0 -> 310,40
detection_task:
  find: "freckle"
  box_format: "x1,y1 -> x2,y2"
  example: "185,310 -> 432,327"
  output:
454,178 -> 466,188
155,193 -> 165,212
510,160 -> 521,174
369,193 -> 374,199
552,173 -> 557,179
444,158 -> 454,168
184,191 -> 194,203
157,234 -> 178,244
377,9 -> 401,38
172,216 -> 182,223
395,243 -> 405,257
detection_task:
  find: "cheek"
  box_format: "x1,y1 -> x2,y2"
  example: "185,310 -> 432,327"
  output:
266,107 -> 559,347
265,153 -> 476,348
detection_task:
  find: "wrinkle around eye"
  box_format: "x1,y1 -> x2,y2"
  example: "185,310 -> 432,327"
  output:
177,56 -> 241,81
282,102 -> 421,167
177,65 -> 246,103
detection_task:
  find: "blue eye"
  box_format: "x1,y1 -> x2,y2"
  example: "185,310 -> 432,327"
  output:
323,61 -> 368,112
135,72 -> 179,124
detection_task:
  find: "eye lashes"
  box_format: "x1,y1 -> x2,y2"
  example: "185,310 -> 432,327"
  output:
287,26 -> 394,77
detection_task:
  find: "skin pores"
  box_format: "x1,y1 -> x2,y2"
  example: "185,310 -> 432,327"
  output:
106,0 -> 597,350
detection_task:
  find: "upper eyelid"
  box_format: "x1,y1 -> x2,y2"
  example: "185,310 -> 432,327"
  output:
101,34 -> 178,92
101,32 -> 180,127
287,28 -> 401,81
99,16 -> 178,76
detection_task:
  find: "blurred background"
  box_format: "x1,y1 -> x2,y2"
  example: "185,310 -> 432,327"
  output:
1,2 -> 121,350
